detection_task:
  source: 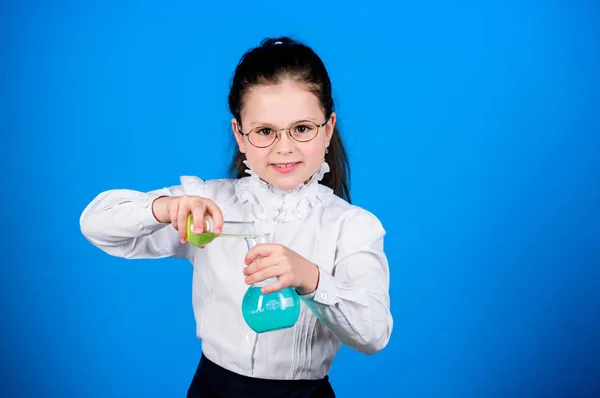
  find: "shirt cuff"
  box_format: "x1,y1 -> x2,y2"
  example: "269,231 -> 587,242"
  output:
301,266 -> 338,306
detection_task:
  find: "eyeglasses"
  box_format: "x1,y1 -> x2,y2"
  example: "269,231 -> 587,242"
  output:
238,119 -> 328,148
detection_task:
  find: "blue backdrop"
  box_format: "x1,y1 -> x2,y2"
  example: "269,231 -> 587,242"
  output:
2,1 -> 599,397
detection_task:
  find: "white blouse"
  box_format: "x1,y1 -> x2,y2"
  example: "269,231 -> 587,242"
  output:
79,161 -> 393,380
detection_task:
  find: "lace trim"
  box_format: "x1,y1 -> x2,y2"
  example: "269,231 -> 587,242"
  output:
234,160 -> 331,222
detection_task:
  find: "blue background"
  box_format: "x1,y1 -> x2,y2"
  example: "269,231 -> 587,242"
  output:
2,1 -> 599,397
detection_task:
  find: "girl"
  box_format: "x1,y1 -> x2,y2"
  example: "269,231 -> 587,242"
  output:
80,36 -> 393,398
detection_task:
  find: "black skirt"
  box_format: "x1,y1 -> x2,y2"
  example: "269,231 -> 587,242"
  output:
187,354 -> 336,398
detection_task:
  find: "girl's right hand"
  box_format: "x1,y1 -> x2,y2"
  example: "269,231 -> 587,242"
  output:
152,195 -> 224,244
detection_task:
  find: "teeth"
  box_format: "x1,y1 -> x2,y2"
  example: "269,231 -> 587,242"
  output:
274,163 -> 295,168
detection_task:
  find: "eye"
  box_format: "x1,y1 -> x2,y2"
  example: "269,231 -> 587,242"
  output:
255,128 -> 273,136
294,124 -> 312,134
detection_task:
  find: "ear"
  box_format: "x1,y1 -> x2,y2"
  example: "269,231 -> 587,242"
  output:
232,118 -> 246,153
325,112 -> 336,148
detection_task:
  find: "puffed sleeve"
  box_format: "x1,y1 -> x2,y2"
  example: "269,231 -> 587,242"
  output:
301,209 -> 393,354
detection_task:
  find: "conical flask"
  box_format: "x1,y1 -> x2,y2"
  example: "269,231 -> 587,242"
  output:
241,234 -> 301,333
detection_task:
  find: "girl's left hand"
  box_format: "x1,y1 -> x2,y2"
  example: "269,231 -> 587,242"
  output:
243,244 -> 320,295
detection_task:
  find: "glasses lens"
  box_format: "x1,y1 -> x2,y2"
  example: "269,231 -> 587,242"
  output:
290,121 -> 319,142
248,127 -> 277,148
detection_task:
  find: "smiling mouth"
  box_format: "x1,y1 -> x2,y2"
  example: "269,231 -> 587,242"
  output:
271,162 -> 300,168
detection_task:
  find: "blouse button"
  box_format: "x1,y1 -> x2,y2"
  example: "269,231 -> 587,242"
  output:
320,292 -> 328,300
245,334 -> 253,341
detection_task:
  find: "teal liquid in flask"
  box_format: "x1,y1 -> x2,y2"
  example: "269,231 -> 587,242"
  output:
241,235 -> 301,333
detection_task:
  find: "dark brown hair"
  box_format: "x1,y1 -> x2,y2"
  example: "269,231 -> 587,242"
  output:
227,37 -> 351,203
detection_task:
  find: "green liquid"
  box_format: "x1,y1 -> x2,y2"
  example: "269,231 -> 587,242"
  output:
241,286 -> 301,333
187,231 -> 218,246
187,231 -> 256,247
186,214 -> 255,247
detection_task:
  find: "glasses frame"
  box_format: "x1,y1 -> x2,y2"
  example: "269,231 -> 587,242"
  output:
238,118 -> 330,149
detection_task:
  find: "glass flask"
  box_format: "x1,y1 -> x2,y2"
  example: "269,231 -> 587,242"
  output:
241,234 -> 301,333
186,214 -> 255,247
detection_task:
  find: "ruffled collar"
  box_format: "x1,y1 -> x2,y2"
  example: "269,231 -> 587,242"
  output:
234,160 -> 331,223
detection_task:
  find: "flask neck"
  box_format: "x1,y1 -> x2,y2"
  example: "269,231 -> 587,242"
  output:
192,215 -> 255,236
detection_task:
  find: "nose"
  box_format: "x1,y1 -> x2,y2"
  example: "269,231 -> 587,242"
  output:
273,128 -> 294,154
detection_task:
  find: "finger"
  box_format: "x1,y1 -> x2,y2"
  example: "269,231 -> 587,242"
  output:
243,256 -> 279,276
190,203 -> 207,235
244,244 -> 278,265
261,276 -> 293,294
177,200 -> 191,242
169,199 -> 180,230
245,264 -> 286,286
204,200 -> 224,234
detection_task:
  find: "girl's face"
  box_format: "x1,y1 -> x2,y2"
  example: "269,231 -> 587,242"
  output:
232,79 -> 335,191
